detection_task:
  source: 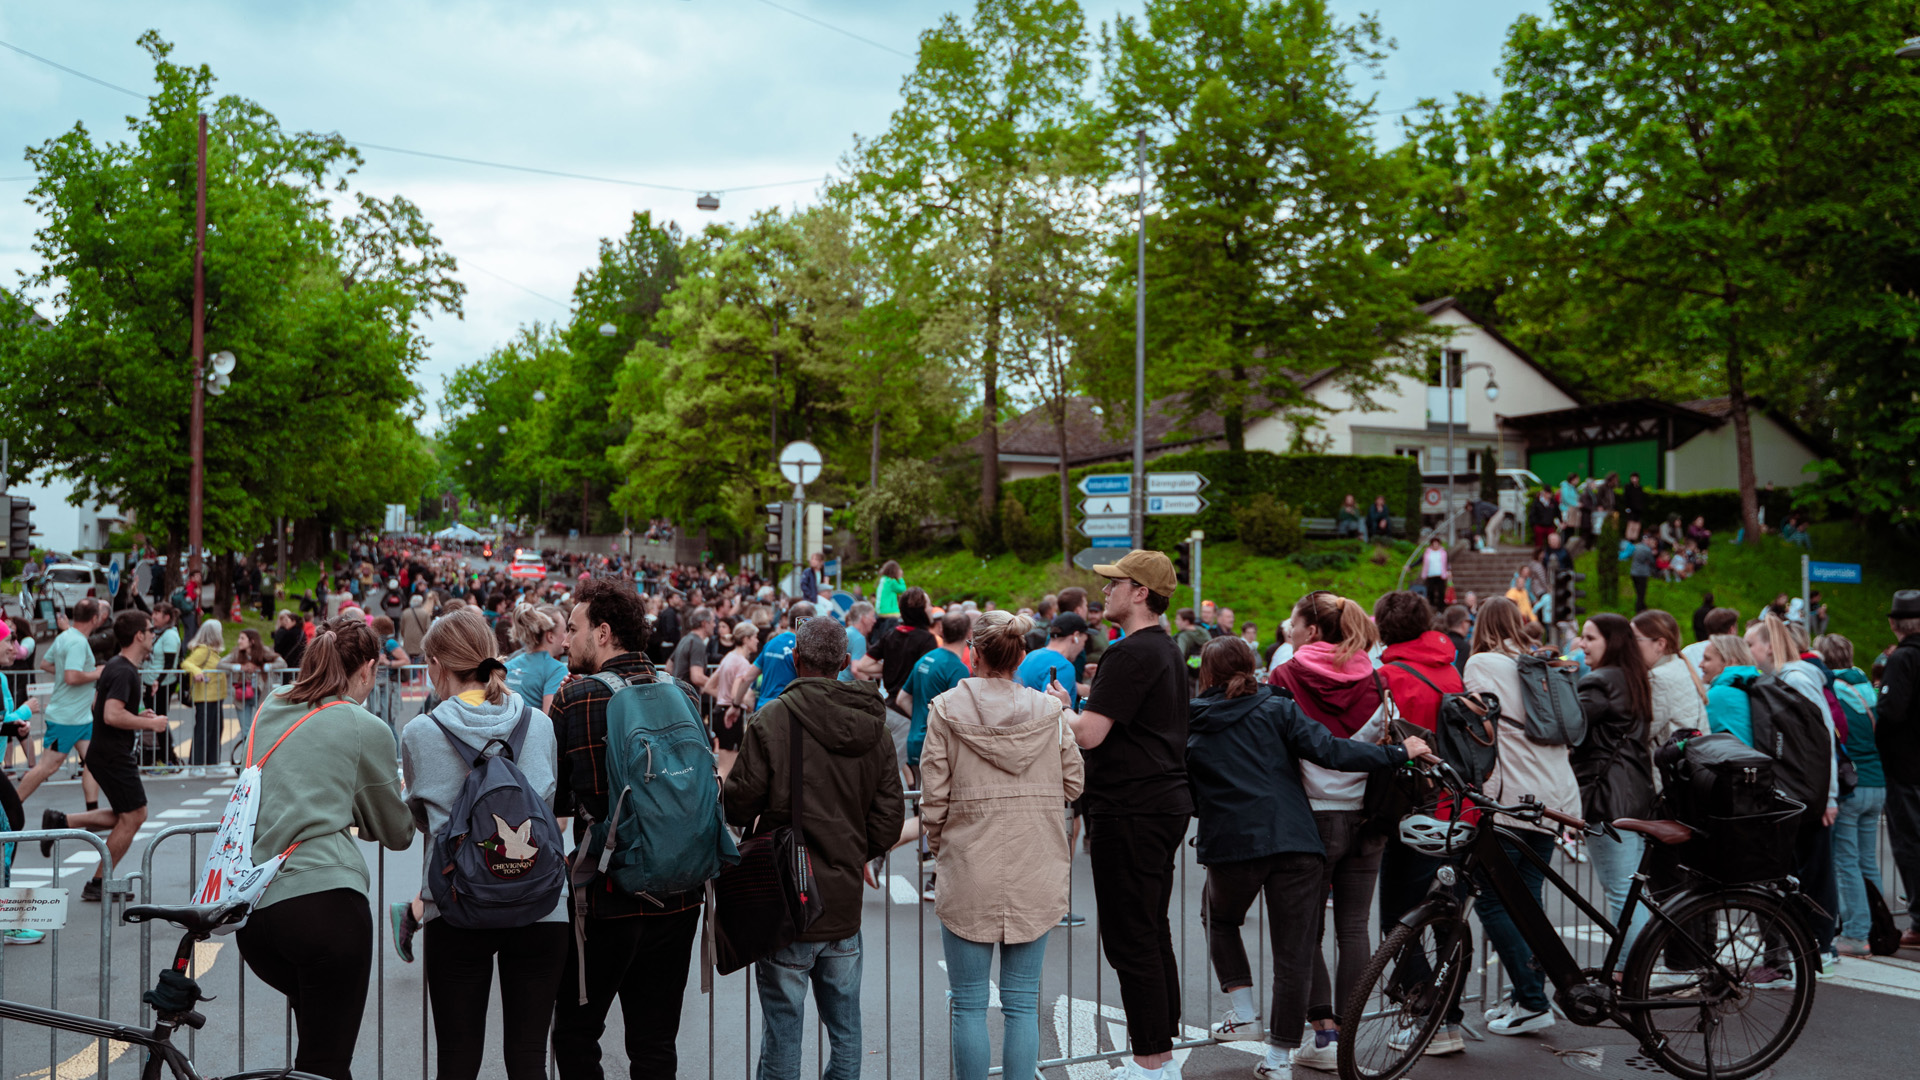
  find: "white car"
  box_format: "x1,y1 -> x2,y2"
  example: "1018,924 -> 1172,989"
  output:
41,561 -> 112,612
1421,468 -> 1542,526
509,551 -> 547,581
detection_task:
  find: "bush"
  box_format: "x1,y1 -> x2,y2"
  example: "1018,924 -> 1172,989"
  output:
1234,494 -> 1305,557
1000,496 -> 1056,563
1596,513 -> 1622,604
1291,548 -> 1356,572
1642,488 -> 1798,533
1002,448 -> 1421,552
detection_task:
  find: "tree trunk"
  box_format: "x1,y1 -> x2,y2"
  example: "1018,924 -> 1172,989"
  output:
1057,404 -> 1072,567
1726,319 -> 1761,544
582,478 -> 591,536
1224,362 -> 1248,453
162,535 -> 181,594
869,407 -> 882,563
981,209 -> 1004,529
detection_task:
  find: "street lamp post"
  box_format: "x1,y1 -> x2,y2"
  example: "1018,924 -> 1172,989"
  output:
1445,356 -> 1500,544
188,113 -> 208,583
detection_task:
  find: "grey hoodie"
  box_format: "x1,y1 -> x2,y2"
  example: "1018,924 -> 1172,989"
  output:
399,689 -> 564,924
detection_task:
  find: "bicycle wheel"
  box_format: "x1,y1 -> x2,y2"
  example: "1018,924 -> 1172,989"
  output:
1620,889 -> 1817,1080
1336,909 -> 1473,1080
217,1070 -> 332,1080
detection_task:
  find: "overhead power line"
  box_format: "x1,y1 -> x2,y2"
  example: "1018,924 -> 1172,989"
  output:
0,39 -> 144,98
752,0 -> 914,60
462,261 -> 570,309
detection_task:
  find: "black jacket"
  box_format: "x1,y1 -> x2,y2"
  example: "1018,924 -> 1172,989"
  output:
1880,635 -> 1920,785
1621,482 -> 1648,520
723,677 -> 905,942
1572,667 -> 1655,822
1186,686 -> 1406,865
1528,496 -> 1559,530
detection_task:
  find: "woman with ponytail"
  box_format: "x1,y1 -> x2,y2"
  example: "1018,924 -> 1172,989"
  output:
400,606 -> 564,1080
1189,636 -> 1426,1071
504,603 -> 569,714
232,616 -> 413,1080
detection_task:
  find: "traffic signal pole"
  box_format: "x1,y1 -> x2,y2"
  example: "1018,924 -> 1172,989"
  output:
1131,130 -> 1146,553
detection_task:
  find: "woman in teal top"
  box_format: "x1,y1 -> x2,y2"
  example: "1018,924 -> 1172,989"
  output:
1698,633 -> 1761,746
875,559 -> 906,632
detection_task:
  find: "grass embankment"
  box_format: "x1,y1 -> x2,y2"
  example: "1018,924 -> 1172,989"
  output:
876,521 -> 1914,653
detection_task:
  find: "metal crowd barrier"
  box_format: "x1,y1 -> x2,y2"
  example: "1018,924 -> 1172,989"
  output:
0,829 -> 118,1080
0,800 -> 1908,1079
4,666 -> 431,777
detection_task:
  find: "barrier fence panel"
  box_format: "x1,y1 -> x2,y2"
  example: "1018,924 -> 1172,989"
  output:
12,789 -> 1902,1080
0,829 -> 118,1080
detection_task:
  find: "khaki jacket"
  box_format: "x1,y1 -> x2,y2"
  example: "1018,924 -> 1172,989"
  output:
920,678 -> 1085,945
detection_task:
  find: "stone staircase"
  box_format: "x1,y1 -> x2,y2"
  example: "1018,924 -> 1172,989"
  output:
1445,546 -> 1537,601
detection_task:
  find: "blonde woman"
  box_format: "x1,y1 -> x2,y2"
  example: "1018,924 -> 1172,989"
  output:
920,610 -> 1083,1080
504,603 -> 569,714
180,619 -> 229,777
710,621 -> 759,777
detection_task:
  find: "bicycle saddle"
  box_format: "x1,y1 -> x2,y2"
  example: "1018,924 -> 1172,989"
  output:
122,901 -> 251,934
1611,818 -> 1694,846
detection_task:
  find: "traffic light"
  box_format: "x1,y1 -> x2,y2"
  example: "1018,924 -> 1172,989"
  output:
1174,538 -> 1192,584
764,502 -> 785,558
1552,566 -> 1587,625
7,496 -> 30,560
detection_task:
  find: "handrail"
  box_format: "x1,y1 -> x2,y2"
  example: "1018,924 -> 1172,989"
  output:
1395,506 -> 1476,591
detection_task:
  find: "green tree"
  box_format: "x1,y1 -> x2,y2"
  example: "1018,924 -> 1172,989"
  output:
440,324 -> 571,523
0,32 -> 460,581
848,0 -> 1099,533
1096,0 -> 1437,451
1487,0 -> 1920,537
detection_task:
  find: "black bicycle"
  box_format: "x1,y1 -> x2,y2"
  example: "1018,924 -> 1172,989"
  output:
1339,760 -> 1816,1080
0,900 -> 325,1080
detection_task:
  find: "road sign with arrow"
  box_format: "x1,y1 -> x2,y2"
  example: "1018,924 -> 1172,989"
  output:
1146,495 -> 1207,515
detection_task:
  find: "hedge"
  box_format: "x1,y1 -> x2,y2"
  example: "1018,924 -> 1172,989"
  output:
1003,449 -> 1421,552
1641,488 -> 1799,533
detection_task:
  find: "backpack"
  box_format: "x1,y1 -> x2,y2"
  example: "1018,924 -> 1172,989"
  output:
195,700 -> 350,931
423,706 -> 567,930
1865,874 -> 1903,956
1387,662 -> 1499,784
1512,652 -> 1588,747
1657,731 -> 1778,822
578,670 -> 739,901
1731,673 -> 1833,813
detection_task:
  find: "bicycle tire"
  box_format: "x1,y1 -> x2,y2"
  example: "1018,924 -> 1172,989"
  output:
1335,909 -> 1473,1080
213,1070 -> 332,1080
1620,888 -> 1817,1080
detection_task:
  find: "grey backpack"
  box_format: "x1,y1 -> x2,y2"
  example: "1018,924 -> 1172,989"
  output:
424,706 -> 566,930
1512,652 -> 1587,747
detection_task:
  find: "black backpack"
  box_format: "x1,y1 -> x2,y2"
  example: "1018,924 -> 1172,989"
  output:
1387,662 -> 1500,784
1511,651 -> 1587,747
1731,673 -> 1832,812
1657,731 -> 1778,822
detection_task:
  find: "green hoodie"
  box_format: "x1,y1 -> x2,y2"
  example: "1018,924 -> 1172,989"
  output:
722,676 -> 905,943
244,685 -> 414,909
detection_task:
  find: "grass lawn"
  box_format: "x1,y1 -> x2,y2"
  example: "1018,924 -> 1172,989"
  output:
869,521 -> 1915,655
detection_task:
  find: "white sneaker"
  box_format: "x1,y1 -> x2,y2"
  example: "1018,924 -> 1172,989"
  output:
1488,1006 -> 1555,1036
1484,998 -> 1515,1023
1425,1024 -> 1466,1055
1289,1029 -> 1339,1072
188,766 -> 207,779
1211,1007 -> 1263,1042
1254,1062 -> 1292,1079
1108,1061 -> 1179,1079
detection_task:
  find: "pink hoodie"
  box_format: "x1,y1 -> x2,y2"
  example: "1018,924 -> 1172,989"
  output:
1268,640 -> 1381,738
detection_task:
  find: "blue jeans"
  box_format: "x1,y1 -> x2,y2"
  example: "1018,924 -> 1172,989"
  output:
755,933 -> 862,1080
1586,829 -> 1650,970
941,927 -> 1047,1080
1833,786 -> 1887,942
1473,830 -> 1557,1010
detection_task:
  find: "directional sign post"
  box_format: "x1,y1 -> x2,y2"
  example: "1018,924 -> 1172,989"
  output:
1146,472 -> 1208,495
1146,495 -> 1208,516
1078,516 -> 1132,539
1078,474 -> 1132,496
1803,556 -> 1863,635
1079,495 -> 1131,517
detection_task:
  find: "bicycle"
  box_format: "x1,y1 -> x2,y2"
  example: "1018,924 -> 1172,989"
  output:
0,899 -> 326,1080
1339,758 -> 1817,1080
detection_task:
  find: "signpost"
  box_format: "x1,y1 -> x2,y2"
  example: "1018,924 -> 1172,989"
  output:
1145,472 -> 1208,495
1078,517 -> 1132,539
1802,556 -> 1862,632
1079,495 -> 1131,517
1147,495 -> 1207,515
1079,474 -> 1132,496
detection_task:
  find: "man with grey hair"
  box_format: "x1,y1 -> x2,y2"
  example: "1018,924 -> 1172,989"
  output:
724,615 -> 903,1080
668,606 -> 714,692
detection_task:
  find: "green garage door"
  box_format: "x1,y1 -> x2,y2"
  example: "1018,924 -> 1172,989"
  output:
1592,440 -> 1660,487
1528,448 -> 1589,486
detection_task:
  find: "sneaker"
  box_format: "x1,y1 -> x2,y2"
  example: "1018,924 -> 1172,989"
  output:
1901,929 -> 1920,950
1425,1024 -> 1465,1055
2,929 -> 45,946
1483,998 -> 1515,1023
1254,1063 -> 1292,1079
1744,965 -> 1794,990
1488,1006 -> 1554,1036
39,809 -> 66,858
188,767 -> 207,779
389,902 -> 419,964
1835,937 -> 1872,958
1290,1029 -> 1338,1072
1058,911 -> 1087,928
1211,1007 -> 1263,1042
921,874 -> 937,902
1816,951 -> 1840,979
80,878 -> 102,903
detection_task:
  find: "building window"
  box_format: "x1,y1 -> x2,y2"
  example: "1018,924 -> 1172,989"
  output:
1426,349 -> 1465,389
1393,445 -> 1426,469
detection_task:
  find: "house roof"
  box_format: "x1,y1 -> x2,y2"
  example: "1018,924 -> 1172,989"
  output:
1498,395 -> 1827,457
961,394 -> 1230,467
1412,297 -> 1587,407
1679,397 -> 1829,457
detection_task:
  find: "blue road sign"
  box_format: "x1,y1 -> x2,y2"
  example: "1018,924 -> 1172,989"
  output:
1089,536 -> 1131,548
1808,561 -> 1862,584
106,562 -> 120,599
1079,474 -> 1132,496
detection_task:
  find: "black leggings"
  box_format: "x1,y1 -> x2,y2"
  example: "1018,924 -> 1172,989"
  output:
423,919 -> 569,1080
235,889 -> 373,1080
0,773 -> 21,831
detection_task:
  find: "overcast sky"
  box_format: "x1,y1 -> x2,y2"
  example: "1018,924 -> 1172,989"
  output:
1,0 -> 1547,550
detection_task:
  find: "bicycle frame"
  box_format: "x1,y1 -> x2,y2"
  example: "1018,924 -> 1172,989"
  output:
0,997 -> 199,1080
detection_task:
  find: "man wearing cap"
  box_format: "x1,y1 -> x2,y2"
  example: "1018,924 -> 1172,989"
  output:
1880,590 -> 1920,948
1069,550 -> 1192,1080
1016,611 -> 1091,708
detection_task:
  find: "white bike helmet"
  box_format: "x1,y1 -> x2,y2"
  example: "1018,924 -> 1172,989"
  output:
1398,812 -> 1476,857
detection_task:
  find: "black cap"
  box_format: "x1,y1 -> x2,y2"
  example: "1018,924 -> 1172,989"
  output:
1050,612 -> 1090,638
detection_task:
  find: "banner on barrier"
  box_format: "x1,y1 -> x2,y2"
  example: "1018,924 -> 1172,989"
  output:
0,886 -> 70,929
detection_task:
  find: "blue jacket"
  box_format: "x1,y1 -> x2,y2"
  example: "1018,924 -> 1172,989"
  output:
1834,668 -> 1883,789
1186,686 -> 1405,865
1706,665 -> 1764,746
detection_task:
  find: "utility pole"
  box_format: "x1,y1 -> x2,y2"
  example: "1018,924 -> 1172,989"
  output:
1131,129 -> 1147,552
188,113 -> 208,581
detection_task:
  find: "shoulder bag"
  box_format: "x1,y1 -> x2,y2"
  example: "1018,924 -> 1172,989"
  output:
711,707 -> 825,975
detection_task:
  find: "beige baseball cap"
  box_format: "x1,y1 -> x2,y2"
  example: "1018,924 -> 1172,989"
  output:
1092,550 -> 1177,598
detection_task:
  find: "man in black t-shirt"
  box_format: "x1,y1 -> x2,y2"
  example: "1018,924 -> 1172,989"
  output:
40,610 -> 168,901
1073,550 -> 1191,1077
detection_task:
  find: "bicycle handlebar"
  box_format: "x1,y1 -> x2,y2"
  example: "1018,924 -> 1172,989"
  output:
1409,753 -> 1601,836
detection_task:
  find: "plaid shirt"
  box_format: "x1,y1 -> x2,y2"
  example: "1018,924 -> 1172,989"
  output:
550,651 -> 704,916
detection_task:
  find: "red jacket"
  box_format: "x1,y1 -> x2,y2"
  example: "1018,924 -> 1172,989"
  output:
1377,632 -> 1464,731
